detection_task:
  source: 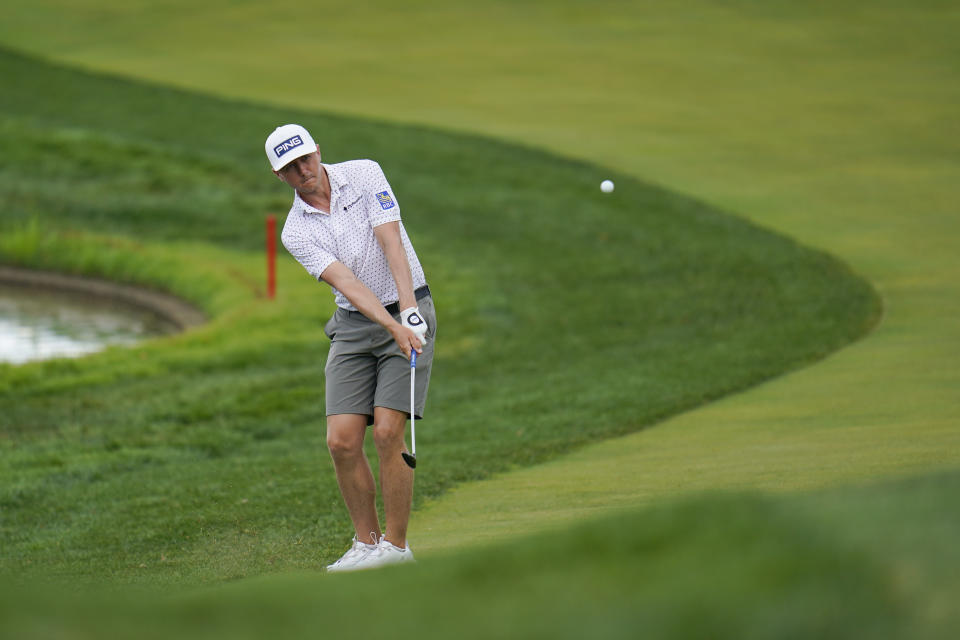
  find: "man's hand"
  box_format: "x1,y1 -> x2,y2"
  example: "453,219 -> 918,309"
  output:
400,307 -> 428,347
389,322 -> 423,359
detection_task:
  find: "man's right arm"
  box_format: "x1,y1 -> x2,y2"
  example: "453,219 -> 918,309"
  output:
282,220 -> 336,282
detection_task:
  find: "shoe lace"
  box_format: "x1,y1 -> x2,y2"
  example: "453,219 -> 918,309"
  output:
378,536 -> 407,552
331,534 -> 377,567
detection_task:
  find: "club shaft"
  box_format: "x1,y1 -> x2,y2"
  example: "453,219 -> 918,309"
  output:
410,351 -> 417,456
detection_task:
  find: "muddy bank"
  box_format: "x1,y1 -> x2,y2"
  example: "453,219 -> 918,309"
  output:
0,266 -> 206,330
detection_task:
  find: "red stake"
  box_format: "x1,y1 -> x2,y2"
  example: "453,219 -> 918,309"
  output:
266,214 -> 277,299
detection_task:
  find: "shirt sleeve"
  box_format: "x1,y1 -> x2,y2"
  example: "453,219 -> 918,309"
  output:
281,215 -> 337,281
362,160 -> 402,228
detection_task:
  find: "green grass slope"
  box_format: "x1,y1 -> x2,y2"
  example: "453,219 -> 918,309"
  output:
0,48 -> 877,586
3,471 -> 958,639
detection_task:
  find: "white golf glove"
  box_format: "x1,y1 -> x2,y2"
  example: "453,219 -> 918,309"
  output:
400,306 -> 428,346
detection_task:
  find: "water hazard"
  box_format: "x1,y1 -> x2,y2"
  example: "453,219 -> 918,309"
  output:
0,282 -> 179,364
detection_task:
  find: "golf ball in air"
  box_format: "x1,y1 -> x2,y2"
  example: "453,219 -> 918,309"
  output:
601,180 -> 615,193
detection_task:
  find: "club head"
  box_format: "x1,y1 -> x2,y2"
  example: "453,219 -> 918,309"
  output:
401,452 -> 417,469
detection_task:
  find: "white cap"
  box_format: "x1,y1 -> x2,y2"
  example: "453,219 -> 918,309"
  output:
265,124 -> 318,171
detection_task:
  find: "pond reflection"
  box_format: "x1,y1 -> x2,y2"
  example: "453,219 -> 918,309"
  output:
0,283 -> 178,364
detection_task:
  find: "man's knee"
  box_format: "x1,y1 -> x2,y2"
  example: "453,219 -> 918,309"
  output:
326,422 -> 365,460
372,419 -> 405,450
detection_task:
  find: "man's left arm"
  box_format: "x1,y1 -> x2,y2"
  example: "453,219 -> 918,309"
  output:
374,221 -> 427,347
374,221 -> 417,310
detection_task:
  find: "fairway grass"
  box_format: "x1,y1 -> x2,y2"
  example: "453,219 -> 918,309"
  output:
414,333 -> 960,551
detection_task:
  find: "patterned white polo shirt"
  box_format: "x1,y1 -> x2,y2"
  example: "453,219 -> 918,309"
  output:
280,159 -> 427,311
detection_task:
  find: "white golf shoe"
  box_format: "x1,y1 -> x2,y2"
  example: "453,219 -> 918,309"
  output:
326,535 -> 378,573
349,536 -> 415,571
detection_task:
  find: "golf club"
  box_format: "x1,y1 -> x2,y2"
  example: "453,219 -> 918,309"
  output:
401,350 -> 417,469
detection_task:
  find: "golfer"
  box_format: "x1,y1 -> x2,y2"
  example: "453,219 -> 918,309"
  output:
265,124 -> 436,572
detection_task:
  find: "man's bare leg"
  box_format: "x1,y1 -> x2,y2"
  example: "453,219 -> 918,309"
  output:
372,406 -> 414,548
327,413 -> 380,544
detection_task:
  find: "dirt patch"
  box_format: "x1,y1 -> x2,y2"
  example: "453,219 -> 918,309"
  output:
0,266 -> 206,330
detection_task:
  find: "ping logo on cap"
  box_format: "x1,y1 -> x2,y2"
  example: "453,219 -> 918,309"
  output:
376,191 -> 396,210
274,135 -> 304,158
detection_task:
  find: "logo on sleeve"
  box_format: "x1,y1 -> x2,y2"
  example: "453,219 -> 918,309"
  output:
375,191 -> 396,210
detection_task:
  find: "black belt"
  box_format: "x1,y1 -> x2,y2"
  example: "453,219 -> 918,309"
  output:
383,285 -> 431,315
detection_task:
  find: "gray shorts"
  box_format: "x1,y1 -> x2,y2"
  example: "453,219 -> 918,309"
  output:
323,296 -> 436,424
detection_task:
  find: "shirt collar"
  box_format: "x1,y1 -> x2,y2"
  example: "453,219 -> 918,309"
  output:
324,163 -> 350,194
293,164 -> 350,216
